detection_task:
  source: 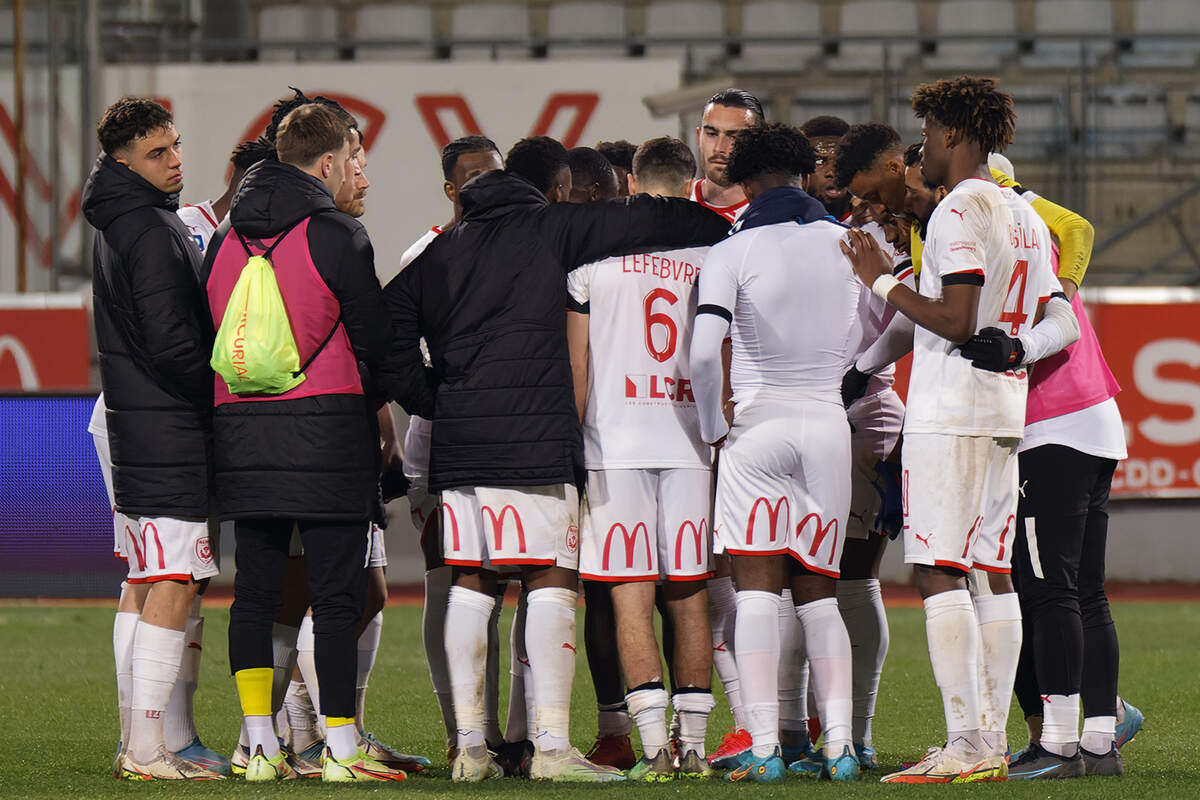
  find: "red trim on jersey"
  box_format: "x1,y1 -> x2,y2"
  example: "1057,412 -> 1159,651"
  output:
932,558 -> 970,573
692,179 -> 748,221
895,267 -> 915,283
665,571 -> 716,582
185,203 -> 218,229
579,572 -> 658,583
972,562 -> 1012,574
725,546 -> 790,557
789,552 -> 841,579
838,210 -> 853,224
431,226 -> 443,234
443,557 -> 483,567
945,268 -> 985,276
126,573 -> 195,584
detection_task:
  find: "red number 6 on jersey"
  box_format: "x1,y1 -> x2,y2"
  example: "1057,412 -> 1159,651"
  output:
643,288 -> 679,362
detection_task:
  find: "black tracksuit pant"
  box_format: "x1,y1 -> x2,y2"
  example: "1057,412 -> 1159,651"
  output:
1011,444 -> 1120,721
229,518 -> 369,719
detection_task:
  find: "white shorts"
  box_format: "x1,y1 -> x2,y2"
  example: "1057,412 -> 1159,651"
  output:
441,483 -> 580,571
902,433 -> 1020,574
714,401 -> 851,578
121,515 -> 219,584
579,468 -> 713,583
846,389 -> 904,541
90,427 -> 126,559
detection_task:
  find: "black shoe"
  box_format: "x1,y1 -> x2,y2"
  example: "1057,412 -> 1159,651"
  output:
1009,743 -> 1085,780
1081,744 -> 1124,777
493,739 -> 534,778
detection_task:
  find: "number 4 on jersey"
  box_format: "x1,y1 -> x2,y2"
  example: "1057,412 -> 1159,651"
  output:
998,258 -> 1028,336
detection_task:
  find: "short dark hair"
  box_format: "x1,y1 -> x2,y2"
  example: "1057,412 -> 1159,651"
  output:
231,136 -> 275,172
595,140 -> 637,172
505,135 -> 570,194
266,87 -> 359,145
705,88 -> 766,123
97,96 -> 174,156
725,122 -> 816,185
903,142 -> 923,168
800,115 -> 850,140
833,122 -> 902,189
441,135 -> 501,181
275,104 -> 353,167
632,137 -> 696,189
910,75 -> 1016,155
568,147 -> 616,193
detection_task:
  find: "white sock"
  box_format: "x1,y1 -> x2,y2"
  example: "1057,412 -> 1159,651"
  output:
708,576 -> 745,729
238,720 -> 249,749
356,612 -> 382,732
626,685 -> 669,756
129,622 -> 186,761
777,589 -> 807,736
284,679 -> 320,752
526,586 -> 578,754
974,592 -> 1022,756
504,589 -> 529,742
271,622 -> 300,712
597,703 -> 633,737
837,578 -> 888,748
244,714 -> 278,758
1041,694 -> 1080,756
484,595 -> 503,745
422,567 -> 456,747
163,614 -> 202,752
734,590 -> 781,757
796,597 -> 854,758
113,610 -> 139,750
924,590 -> 982,758
295,615 -> 324,736
674,691 -> 716,758
445,586 -> 494,751
326,719 -> 358,760
1081,716 -> 1115,754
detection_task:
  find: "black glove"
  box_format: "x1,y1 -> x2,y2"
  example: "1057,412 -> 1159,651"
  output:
959,326 -> 1025,372
841,365 -> 871,408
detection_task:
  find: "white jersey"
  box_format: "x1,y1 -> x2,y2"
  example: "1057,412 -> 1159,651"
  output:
397,226 -> 442,478
567,248 -> 712,469
905,178 -> 1058,438
176,200 -> 220,254
697,218 -> 865,408
691,179 -> 748,222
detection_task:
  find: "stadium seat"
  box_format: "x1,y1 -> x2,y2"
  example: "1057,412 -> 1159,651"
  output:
1005,85 -> 1068,162
352,3 -> 436,60
1180,90 -> 1200,159
1022,0 -> 1114,69
923,0 -> 1018,72
450,3 -> 532,59
547,1 -> 628,59
791,89 -> 872,127
644,1 -> 726,73
1087,85 -> 1169,159
1121,0 -> 1200,69
730,0 -> 822,73
889,92 -> 924,145
827,0 -> 920,72
258,4 -> 339,62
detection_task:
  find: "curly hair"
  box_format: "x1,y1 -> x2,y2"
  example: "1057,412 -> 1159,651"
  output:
910,75 -> 1015,154
505,135 -> 570,194
97,97 -> 173,156
265,87 -> 358,144
725,122 -> 816,185
832,122 -> 901,190
903,141 -> 923,168
230,136 -> 276,171
799,115 -> 850,140
595,140 -> 637,172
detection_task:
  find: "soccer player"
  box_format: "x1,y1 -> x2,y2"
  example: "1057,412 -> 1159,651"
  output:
82,97 -> 223,781
692,88 -> 764,221
596,139 -> 637,197
204,104 -> 399,783
691,122 -> 863,784
839,76 -> 1061,784
568,146 -> 621,204
568,136 -> 717,780
799,115 -> 853,222
382,134 -> 729,782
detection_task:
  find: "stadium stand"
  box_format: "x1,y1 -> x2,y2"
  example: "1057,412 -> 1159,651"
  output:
547,1 -> 630,58
643,1 -> 726,70
353,2 -> 438,60
257,3 -> 340,62
731,0 -> 822,73
1122,0 -> 1200,68
450,2 -> 533,59
1021,0 -> 1114,69
923,0 -> 1018,72
827,0 -> 920,71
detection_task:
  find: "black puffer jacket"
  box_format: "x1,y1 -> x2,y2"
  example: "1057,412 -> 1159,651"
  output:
82,154 -> 213,518
382,170 -> 730,492
201,160 -> 388,521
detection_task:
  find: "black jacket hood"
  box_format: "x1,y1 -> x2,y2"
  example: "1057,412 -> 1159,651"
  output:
229,159 -> 336,238
81,153 -> 179,231
459,170 -> 548,223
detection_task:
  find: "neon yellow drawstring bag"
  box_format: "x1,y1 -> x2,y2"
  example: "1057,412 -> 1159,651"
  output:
211,223 -> 338,395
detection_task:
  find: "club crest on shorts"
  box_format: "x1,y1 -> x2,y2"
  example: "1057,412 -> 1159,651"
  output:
566,524 -> 579,554
195,537 -> 213,565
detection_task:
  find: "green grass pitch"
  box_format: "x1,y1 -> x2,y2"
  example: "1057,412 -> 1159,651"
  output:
0,600 -> 1196,798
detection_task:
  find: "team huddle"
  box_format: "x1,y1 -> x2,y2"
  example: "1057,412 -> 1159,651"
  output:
84,75 -> 1143,785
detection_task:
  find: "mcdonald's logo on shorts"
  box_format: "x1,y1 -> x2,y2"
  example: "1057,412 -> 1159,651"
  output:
746,497 -> 789,545
674,519 -> 708,570
602,522 -> 652,571
482,505 -> 527,553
